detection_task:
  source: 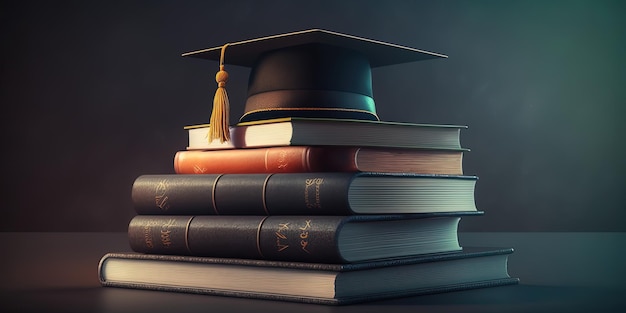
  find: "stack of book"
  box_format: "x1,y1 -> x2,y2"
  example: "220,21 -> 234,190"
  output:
98,117 -> 519,305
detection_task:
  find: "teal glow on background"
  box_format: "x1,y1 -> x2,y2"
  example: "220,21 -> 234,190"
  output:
0,0 -> 623,231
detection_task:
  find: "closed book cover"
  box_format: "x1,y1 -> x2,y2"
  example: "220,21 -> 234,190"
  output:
174,146 -> 464,175
132,172 -> 478,215
98,248 -> 518,305
185,117 -> 466,151
127,213 -> 482,263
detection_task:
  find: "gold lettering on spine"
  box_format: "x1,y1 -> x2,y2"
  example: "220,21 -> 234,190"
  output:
211,174 -> 224,214
143,220 -> 158,249
155,179 -> 170,211
193,164 -> 207,174
299,220 -> 312,254
273,219 -> 314,254
256,216 -> 269,258
304,178 -> 324,209
276,150 -> 288,170
275,223 -> 290,252
160,219 -> 176,247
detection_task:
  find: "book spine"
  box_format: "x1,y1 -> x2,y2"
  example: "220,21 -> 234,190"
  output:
174,147 -> 359,174
131,173 -> 355,215
128,215 -> 347,263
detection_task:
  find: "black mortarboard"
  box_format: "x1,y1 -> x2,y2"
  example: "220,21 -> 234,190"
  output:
182,29 -> 447,142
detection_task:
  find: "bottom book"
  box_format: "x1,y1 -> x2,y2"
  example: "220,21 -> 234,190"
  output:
98,248 -> 519,305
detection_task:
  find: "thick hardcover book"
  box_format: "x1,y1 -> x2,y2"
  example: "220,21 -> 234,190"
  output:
174,146 -> 464,175
127,213 -> 481,263
185,117 -> 466,150
132,172 -> 478,215
98,248 -> 518,305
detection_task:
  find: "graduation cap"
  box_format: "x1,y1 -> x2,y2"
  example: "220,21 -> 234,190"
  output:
182,29 -> 447,143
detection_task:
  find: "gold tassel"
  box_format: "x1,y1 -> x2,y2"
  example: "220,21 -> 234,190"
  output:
209,44 -> 230,143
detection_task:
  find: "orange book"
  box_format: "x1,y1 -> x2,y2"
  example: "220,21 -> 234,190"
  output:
174,146 -> 463,174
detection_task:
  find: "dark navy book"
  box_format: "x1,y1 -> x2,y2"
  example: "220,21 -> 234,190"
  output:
99,248 -> 518,305
127,213 -> 482,263
132,172 -> 479,215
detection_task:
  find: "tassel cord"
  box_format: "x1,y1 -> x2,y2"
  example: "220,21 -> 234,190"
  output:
209,43 -> 231,143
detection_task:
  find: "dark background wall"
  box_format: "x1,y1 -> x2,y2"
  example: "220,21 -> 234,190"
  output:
1,0 -> 624,232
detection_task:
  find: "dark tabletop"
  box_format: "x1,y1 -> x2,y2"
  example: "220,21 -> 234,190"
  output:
2,232 -> 625,313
